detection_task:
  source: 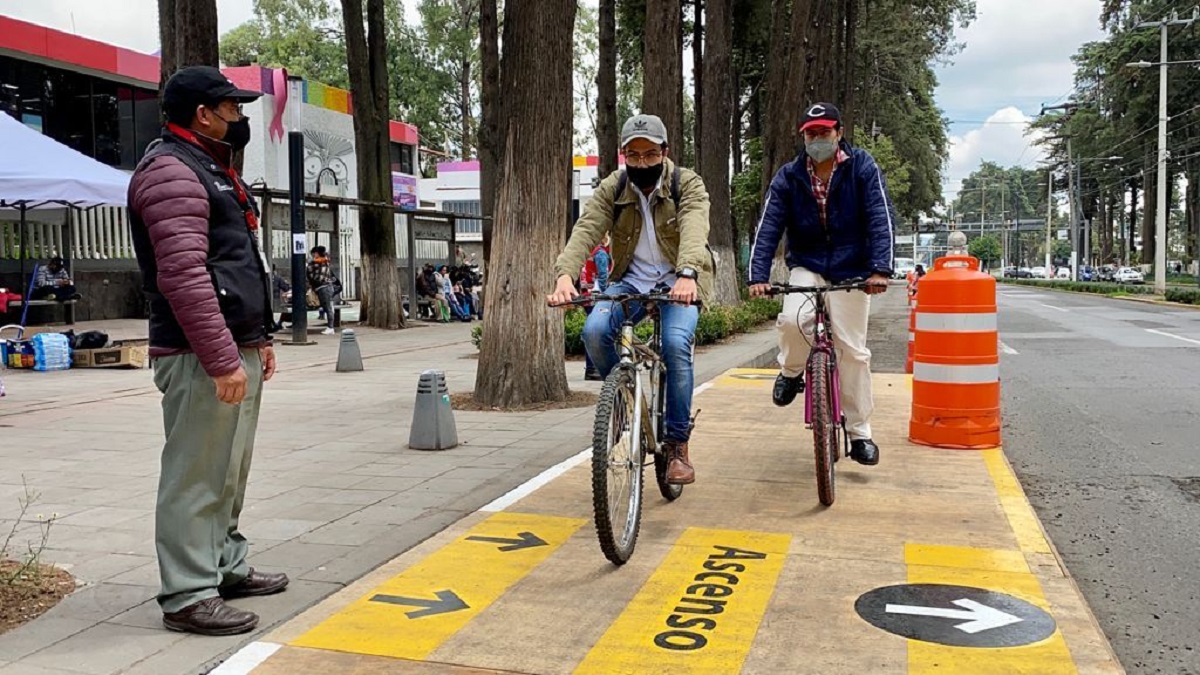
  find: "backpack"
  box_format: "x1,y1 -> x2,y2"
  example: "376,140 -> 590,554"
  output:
612,165 -> 682,223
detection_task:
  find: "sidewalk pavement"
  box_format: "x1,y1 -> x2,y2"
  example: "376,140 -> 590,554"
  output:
0,313 -> 785,675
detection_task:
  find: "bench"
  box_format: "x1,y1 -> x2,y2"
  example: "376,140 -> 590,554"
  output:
4,299 -> 76,325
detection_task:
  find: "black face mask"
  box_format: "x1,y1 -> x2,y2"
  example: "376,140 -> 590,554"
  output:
219,115 -> 252,151
627,163 -> 664,190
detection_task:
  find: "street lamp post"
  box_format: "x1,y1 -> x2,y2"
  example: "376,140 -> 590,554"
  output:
285,75 -> 312,345
1131,9 -> 1198,293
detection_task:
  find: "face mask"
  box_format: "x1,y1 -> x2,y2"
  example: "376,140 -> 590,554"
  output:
218,114 -> 252,151
805,138 -> 837,163
626,162 -> 664,190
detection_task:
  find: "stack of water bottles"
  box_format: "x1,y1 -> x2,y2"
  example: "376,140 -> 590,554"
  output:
32,333 -> 72,372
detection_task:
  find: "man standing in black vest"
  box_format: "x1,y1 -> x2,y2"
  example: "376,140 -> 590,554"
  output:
128,66 -> 287,636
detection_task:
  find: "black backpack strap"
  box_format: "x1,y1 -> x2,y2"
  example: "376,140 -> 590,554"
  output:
671,165 -> 682,212
613,170 -> 630,223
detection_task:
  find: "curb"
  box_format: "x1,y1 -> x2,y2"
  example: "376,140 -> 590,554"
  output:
998,282 -> 1200,311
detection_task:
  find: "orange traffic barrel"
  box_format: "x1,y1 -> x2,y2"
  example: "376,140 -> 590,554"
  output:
909,255 -> 1000,449
905,299 -> 916,374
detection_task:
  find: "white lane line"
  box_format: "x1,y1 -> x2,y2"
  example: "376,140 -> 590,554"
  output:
479,448 -> 590,512
1146,329 -> 1200,346
478,377 -> 719,513
999,340 -> 1019,355
209,642 -> 282,675
1039,303 -> 1069,313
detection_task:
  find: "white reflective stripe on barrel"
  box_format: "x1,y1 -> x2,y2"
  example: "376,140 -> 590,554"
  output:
915,312 -> 997,332
908,332 -> 915,342
912,362 -> 999,384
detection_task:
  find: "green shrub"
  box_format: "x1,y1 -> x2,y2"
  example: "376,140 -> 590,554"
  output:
999,278 -> 1156,296
473,299 -> 783,353
1165,288 -> 1200,305
563,308 -> 587,355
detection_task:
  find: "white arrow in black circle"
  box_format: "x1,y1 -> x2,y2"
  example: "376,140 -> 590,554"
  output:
884,598 -> 1023,634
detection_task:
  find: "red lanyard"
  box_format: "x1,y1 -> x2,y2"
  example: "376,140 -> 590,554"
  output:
167,123 -> 260,231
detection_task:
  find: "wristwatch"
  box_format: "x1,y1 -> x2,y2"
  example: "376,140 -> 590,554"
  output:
676,267 -> 698,280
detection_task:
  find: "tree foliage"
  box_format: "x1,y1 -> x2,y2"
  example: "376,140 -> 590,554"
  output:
968,234 -> 1002,266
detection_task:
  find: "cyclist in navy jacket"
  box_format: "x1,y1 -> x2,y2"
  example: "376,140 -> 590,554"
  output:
748,102 -> 897,466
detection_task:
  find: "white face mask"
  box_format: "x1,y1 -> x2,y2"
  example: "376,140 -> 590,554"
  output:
805,138 -> 838,162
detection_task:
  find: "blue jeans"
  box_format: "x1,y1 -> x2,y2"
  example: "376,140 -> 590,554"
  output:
582,281 -> 699,442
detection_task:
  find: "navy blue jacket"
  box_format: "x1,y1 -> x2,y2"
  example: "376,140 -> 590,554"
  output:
748,140 -> 897,284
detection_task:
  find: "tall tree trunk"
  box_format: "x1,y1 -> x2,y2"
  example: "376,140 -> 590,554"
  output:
643,0 -> 684,152
692,0 -> 704,170
731,67 -> 743,176
474,0 -> 576,407
1128,178 -> 1139,265
598,0 -> 620,177
700,0 -> 737,305
479,0 -> 501,267
762,0 -> 812,281
1102,191 -> 1115,263
460,59 -> 473,159
1141,169 -> 1156,265
342,0 -> 404,328
840,0 -> 858,137
1188,166 -> 1199,264
157,0 -> 218,89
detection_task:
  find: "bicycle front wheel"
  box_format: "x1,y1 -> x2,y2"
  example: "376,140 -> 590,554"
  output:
592,366 -> 645,565
808,351 -> 838,506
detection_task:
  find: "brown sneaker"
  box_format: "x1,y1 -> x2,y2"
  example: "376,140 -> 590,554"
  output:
665,441 -> 695,485
162,596 -> 258,636
219,568 -> 290,599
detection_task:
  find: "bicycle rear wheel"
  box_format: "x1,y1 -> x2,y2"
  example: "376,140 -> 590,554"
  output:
592,366 -> 645,565
808,351 -> 838,506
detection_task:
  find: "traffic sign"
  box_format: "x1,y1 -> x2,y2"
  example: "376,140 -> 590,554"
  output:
855,584 -> 1056,648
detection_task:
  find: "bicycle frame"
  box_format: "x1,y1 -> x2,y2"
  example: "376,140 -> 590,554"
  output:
618,311 -> 665,455
802,291 -> 844,429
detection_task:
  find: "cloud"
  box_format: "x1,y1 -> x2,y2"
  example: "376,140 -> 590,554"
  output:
935,0 -> 1107,118
944,107 -> 1048,200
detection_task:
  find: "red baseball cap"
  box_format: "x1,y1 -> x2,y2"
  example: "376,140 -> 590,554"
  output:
799,102 -> 842,132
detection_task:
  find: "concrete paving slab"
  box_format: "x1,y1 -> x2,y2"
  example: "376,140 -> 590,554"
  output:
242,369 -> 1120,675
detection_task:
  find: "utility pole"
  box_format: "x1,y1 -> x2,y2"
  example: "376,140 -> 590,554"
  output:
1135,9 -> 1198,293
1067,136 -> 1079,280
1046,167 -> 1054,272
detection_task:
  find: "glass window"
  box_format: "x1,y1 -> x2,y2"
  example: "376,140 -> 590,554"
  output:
133,89 -> 160,163
92,79 -> 121,167
390,142 -> 416,175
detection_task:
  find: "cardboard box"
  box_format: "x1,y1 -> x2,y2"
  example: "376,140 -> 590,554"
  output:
73,340 -> 149,369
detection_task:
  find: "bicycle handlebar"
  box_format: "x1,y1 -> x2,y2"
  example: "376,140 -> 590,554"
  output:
766,279 -> 872,295
548,292 -> 703,309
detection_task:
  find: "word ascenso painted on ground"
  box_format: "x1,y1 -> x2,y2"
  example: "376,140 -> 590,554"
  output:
655,545 -> 773,651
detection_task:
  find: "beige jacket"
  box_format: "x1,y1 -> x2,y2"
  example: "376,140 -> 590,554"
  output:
554,158 -> 714,305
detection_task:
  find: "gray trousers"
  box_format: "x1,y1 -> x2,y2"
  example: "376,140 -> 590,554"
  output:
152,349 -> 263,613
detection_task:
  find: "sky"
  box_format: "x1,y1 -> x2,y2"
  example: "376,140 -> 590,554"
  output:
2,0 -> 1108,206
935,0 -> 1107,204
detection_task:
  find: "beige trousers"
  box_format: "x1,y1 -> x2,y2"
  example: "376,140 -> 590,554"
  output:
777,267 -> 874,440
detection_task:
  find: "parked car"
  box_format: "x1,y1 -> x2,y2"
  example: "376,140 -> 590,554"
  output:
1079,266 -> 1096,282
1056,267 -> 1072,279
1115,267 -> 1144,284
893,257 -> 916,280
1002,266 -> 1018,278
1030,266 -> 1048,279
1097,265 -> 1117,282
1016,267 -> 1033,278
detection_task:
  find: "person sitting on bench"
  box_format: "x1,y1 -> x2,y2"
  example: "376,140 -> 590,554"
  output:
34,257 -> 82,302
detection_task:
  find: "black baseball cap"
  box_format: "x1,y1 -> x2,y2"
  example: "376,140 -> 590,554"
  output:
163,66 -> 262,123
799,102 -> 842,132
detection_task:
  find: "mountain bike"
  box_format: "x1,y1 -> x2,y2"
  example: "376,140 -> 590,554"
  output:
551,291 -> 700,565
768,280 -> 869,506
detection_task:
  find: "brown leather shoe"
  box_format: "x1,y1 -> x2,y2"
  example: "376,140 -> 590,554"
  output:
665,441 -> 695,485
219,568 -> 290,599
162,596 -> 258,636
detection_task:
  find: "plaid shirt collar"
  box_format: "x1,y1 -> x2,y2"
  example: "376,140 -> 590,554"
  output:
807,148 -> 850,226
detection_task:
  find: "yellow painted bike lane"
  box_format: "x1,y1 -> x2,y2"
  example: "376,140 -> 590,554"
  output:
227,369 -> 1122,675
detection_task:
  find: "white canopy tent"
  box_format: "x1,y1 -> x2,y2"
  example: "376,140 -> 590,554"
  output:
0,111 -> 132,327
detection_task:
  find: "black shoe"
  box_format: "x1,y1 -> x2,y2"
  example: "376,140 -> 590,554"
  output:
584,369 -> 603,381
849,439 -> 880,466
772,373 -> 805,407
